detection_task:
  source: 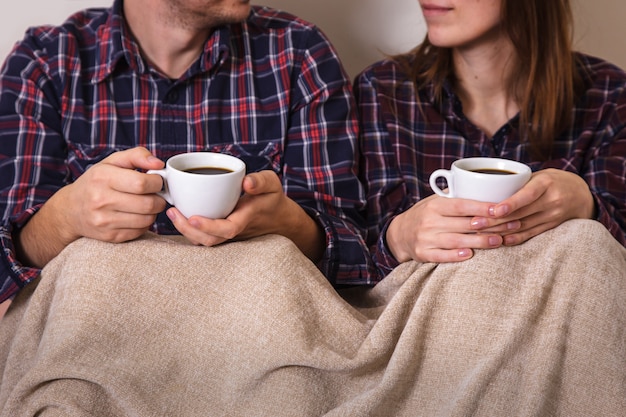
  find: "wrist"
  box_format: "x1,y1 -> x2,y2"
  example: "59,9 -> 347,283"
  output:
283,201 -> 325,262
386,215 -> 411,263
48,185 -> 81,244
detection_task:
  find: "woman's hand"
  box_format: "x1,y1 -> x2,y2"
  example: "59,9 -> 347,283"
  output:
385,194 -> 509,264
470,169 -> 596,245
166,170 -> 326,262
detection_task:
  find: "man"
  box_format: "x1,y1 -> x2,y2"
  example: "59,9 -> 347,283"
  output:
0,0 -> 375,413
0,0 -> 376,304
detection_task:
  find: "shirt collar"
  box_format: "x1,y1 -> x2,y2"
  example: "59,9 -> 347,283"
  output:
92,0 -> 232,83
442,79 -> 464,118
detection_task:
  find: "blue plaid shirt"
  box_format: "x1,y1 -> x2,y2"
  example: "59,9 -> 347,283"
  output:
355,53 -> 626,277
0,1 -> 376,302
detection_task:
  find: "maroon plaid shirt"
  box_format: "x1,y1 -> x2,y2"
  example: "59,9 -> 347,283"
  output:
355,53 -> 626,276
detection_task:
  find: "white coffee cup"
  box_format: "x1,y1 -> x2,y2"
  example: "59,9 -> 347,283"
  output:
429,157 -> 532,203
148,152 -> 246,218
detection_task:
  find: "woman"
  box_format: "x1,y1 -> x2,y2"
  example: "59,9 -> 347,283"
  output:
355,0 -> 626,277
352,1 -> 626,414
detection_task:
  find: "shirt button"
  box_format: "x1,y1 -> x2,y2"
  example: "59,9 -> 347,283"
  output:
164,90 -> 179,104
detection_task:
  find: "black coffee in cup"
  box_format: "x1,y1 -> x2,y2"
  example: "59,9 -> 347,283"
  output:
184,166 -> 234,175
148,152 -> 246,218
469,168 -> 516,175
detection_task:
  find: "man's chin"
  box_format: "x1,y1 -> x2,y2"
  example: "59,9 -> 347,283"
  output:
210,4 -> 251,27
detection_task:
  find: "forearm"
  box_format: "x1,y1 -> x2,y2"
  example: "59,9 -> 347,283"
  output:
14,187 -> 77,269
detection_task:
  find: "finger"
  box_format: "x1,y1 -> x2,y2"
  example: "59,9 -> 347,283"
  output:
437,232 -> 503,250
419,248 -> 474,263
117,193 -> 167,215
166,208 -> 237,246
406,232 -> 502,263
115,169 -> 165,195
83,211 -> 157,242
417,229 -> 507,263
83,192 -> 165,223
469,217 -> 522,232
489,175 -> 546,218
242,171 -> 282,196
502,219 -> 561,246
103,147 -> 165,171
91,164 -> 165,195
413,207 -> 509,235
431,195 -> 495,218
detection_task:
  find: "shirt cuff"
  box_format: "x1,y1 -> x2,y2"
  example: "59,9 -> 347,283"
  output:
372,219 -> 400,277
0,206 -> 43,302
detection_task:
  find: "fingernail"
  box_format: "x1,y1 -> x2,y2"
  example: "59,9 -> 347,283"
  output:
458,249 -> 472,258
166,209 -> 176,221
471,218 -> 487,229
507,221 -> 520,230
242,174 -> 254,187
488,206 -> 496,216
488,236 -> 501,246
497,205 -> 510,216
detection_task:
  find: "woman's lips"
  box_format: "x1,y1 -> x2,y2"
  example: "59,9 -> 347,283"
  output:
421,4 -> 453,17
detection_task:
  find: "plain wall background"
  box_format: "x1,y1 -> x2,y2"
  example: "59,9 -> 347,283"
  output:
1,0 -> 625,79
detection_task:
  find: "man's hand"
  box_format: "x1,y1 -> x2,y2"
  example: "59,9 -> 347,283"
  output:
15,147 -> 167,268
166,170 -> 326,262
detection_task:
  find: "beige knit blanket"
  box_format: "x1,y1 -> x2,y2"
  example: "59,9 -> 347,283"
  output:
1,219 -> 625,416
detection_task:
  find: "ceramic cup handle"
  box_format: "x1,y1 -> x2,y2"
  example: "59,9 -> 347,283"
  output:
147,169 -> 174,205
429,169 -> 454,198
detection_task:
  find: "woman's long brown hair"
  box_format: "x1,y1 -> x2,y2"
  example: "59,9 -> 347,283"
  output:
402,0 -> 581,159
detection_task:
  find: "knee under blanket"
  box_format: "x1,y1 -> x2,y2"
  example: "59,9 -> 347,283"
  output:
1,219 -> 624,416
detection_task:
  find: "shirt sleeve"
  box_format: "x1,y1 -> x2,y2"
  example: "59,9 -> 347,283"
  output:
0,37 -> 69,302
581,86 -> 626,246
282,27 -> 378,285
541,59 -> 626,247
353,64 -> 410,278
